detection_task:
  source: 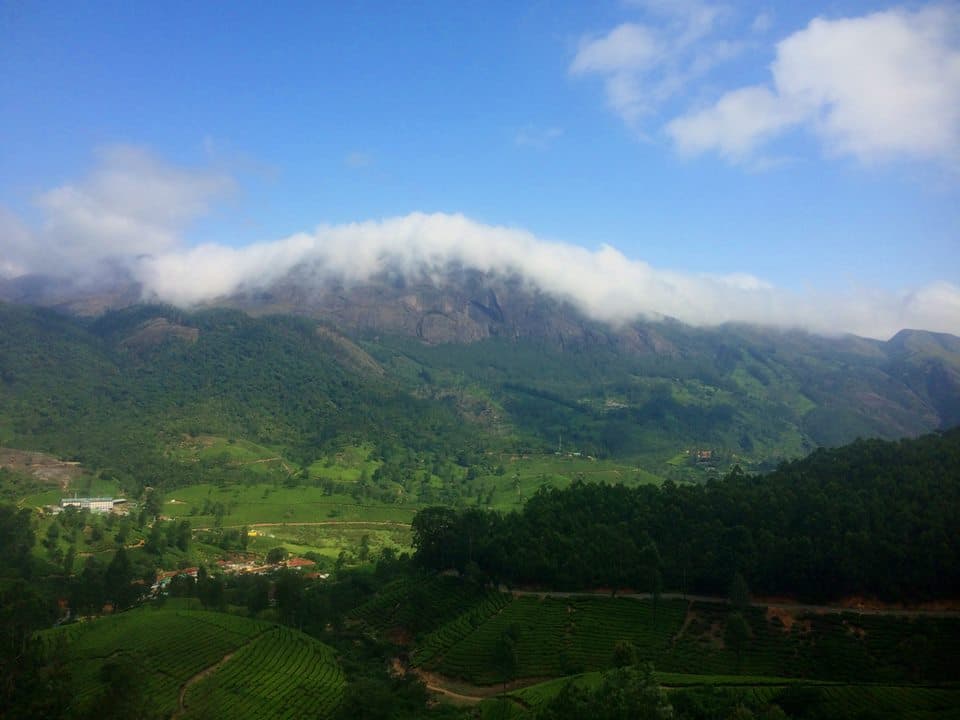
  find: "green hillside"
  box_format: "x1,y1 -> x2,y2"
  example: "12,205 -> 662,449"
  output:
490,673 -> 960,720
410,428 -> 960,601
38,607 -> 344,719
2,301 -> 959,502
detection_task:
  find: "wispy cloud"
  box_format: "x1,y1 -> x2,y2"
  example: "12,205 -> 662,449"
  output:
571,1 -> 739,129
667,6 -> 960,165
1,147 -> 957,339
751,11 -> 772,34
0,145 -> 233,280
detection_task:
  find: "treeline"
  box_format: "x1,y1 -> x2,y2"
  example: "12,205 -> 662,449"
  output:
412,428 -> 960,601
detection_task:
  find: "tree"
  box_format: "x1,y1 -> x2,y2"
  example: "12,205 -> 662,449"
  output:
411,506 -> 458,569
0,506 -> 35,579
724,612 -> 751,669
104,547 -> 136,609
539,664 -> 673,720
176,520 -> 191,552
729,572 -> 750,612
198,572 -> 225,611
266,547 -> 288,564
494,627 -> 519,695
612,640 -> 638,668
244,575 -> 270,616
92,656 -> 158,720
145,522 -> 166,556
63,545 -> 76,576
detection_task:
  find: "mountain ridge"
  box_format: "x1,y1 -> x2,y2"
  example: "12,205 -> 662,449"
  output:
1,268 -> 958,479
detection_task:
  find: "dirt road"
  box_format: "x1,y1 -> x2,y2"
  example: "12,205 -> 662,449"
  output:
509,589 -> 960,617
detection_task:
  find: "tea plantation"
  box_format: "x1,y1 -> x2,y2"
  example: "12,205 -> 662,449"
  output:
41,607 -> 344,719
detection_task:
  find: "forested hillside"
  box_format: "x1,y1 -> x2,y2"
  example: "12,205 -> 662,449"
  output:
412,428 -> 960,601
0,302 -> 475,494
2,298 -> 959,494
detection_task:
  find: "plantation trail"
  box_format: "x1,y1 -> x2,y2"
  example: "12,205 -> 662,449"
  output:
171,629 -> 269,720
509,590 -> 960,617
192,520 -> 411,531
392,658 -> 541,707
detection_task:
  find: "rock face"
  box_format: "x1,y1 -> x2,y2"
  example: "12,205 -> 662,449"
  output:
221,268 -> 680,355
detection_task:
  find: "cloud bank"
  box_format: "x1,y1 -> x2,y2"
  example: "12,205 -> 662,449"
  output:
1,147 -> 958,340
667,6 -> 960,164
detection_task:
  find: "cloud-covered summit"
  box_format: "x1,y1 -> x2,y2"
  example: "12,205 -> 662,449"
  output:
1,147 -> 958,341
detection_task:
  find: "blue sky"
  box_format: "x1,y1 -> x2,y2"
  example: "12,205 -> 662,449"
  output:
1,1 -> 958,337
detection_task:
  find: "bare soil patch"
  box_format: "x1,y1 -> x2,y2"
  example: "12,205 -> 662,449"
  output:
0,448 -> 85,488
766,606 -> 797,632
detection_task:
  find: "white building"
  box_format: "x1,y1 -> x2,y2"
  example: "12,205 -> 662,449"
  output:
59,497 -> 125,513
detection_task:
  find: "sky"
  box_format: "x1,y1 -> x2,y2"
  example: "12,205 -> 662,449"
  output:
1,1 -> 958,339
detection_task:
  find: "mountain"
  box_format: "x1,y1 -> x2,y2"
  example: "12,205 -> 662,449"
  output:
217,268 -> 960,451
1,268 -> 959,483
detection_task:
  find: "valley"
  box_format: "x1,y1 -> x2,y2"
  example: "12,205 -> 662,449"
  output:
2,300 -> 959,719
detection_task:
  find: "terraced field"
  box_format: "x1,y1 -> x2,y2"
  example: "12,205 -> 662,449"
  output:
181,625 -> 344,720
41,607 -> 343,719
420,595 -> 687,683
414,594 -> 960,687
412,591 -> 512,666
663,603 -> 960,682
489,674 -> 960,720
349,574 -> 494,635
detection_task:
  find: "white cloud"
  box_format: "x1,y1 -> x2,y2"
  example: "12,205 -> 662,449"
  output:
129,211 -> 960,340
667,85 -> 805,159
2,148 -> 958,339
1,145 -> 233,276
571,2 -> 737,128
667,6 -> 960,164
571,23 -> 661,75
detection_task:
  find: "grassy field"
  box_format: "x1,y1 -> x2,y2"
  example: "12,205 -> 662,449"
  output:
40,606 -> 343,719
246,522 -> 412,560
473,453 -> 664,510
161,484 -> 418,526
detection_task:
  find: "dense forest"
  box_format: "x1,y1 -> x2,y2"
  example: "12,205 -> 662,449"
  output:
412,428 -> 960,601
0,302 -> 479,494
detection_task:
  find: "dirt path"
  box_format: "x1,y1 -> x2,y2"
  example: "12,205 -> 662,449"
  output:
192,520 -> 411,531
509,590 -> 960,618
170,630 -> 268,719
398,662 -> 547,706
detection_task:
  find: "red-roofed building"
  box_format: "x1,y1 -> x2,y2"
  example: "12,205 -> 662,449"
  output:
286,557 -> 316,570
